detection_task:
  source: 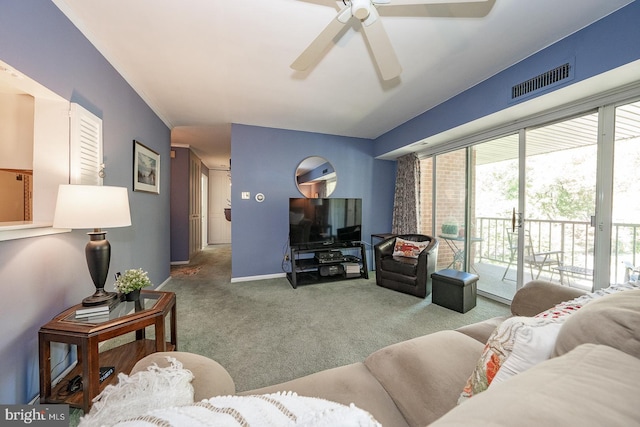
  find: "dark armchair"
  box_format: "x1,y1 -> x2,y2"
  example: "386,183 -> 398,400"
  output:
374,234 -> 439,298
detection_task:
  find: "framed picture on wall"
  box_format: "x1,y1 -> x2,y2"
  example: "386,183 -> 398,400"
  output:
133,140 -> 160,194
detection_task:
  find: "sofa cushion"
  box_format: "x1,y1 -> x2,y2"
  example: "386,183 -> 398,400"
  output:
455,315 -> 507,344
392,237 -> 429,258
553,289 -> 640,358
380,256 -> 418,277
509,279 -> 586,317
364,330 -> 483,427
243,362 -> 410,427
431,344 -> 640,427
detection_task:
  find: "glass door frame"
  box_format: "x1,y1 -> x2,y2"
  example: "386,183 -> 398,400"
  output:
594,104 -> 615,290
421,87 -> 640,299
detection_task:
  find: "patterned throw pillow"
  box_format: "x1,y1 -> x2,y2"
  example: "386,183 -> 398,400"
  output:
458,281 -> 640,404
392,237 -> 429,258
458,315 -> 564,403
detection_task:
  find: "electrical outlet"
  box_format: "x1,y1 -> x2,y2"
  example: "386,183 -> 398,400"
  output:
241,192 -> 250,200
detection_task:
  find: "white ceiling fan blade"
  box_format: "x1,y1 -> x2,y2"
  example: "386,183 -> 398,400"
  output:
361,8 -> 402,80
374,0 -> 487,5
291,6 -> 351,71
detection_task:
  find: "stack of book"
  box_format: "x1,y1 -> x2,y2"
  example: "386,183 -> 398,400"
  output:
75,305 -> 110,322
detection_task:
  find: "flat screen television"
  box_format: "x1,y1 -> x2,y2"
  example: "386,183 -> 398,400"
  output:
289,198 -> 362,248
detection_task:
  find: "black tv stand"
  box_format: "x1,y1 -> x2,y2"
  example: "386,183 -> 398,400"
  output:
287,242 -> 368,289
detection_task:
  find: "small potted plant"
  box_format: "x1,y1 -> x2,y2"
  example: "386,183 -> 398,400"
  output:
115,268 -> 152,301
441,219 -> 459,237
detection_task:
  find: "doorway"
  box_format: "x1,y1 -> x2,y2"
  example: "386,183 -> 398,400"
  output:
208,169 -> 231,244
201,173 -> 208,249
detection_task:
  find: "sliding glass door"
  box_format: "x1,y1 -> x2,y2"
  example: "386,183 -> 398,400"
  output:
523,112 -> 598,291
421,96 -> 640,301
611,100 -> 640,283
470,134 -> 520,300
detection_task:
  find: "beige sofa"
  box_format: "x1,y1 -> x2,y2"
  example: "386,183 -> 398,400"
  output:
130,280 -> 640,426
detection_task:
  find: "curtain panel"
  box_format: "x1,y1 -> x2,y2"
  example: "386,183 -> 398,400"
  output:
392,153 -> 420,234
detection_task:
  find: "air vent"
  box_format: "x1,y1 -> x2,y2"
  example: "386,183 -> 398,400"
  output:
512,63 -> 572,99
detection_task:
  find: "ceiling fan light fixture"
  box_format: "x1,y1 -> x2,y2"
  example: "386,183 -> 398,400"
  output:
351,0 -> 371,20
294,0 -> 476,81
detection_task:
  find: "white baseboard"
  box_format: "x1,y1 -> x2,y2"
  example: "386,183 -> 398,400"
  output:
154,276 -> 172,291
170,261 -> 189,266
231,273 -> 286,283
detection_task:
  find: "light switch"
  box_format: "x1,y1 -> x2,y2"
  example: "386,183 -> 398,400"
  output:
241,192 -> 250,200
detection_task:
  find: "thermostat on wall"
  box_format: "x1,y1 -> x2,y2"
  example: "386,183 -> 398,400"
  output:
255,193 -> 265,203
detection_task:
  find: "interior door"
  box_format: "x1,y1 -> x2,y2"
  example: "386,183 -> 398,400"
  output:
201,173 -> 208,249
189,151 -> 202,259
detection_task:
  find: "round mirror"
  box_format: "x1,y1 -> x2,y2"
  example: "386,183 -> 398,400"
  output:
295,156 -> 336,198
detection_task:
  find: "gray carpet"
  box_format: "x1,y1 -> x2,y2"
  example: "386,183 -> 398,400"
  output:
163,244 -> 510,392
68,244 -> 509,424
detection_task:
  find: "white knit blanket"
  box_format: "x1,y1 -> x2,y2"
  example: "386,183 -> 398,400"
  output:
79,358 -> 195,427
78,357 -> 380,427
112,392 -> 381,427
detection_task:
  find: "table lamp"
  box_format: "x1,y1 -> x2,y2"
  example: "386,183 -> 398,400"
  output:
53,185 -> 132,306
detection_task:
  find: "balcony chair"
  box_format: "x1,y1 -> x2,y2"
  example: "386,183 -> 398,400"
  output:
374,234 -> 438,298
502,228 -> 562,281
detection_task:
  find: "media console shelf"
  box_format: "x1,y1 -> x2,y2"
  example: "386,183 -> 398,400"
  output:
287,242 -> 368,289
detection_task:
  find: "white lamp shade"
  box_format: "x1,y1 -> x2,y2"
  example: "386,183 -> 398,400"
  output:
53,185 -> 132,229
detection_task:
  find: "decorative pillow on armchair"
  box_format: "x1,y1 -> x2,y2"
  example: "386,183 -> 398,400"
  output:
392,237 -> 429,258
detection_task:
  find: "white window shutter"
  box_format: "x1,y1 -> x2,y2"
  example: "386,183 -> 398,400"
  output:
70,103 -> 103,185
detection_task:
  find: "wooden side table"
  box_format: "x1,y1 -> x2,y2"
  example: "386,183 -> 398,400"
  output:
38,290 -> 177,412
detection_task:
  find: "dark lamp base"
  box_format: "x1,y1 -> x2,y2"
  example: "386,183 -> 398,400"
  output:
82,289 -> 119,307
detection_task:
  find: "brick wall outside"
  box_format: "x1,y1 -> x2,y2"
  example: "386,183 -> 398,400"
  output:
419,149 -> 477,271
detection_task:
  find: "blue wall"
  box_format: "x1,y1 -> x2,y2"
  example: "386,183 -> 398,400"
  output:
374,1 -> 640,156
1,0 -> 639,406
0,1 -> 170,403
230,124 -> 396,279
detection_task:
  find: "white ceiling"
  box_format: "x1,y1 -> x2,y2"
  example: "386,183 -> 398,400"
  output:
51,0 -> 634,169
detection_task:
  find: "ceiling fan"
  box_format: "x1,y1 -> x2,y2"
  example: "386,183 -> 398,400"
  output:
291,0 -> 487,81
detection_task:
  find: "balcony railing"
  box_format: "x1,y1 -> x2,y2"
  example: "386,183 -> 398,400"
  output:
474,216 -> 639,283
